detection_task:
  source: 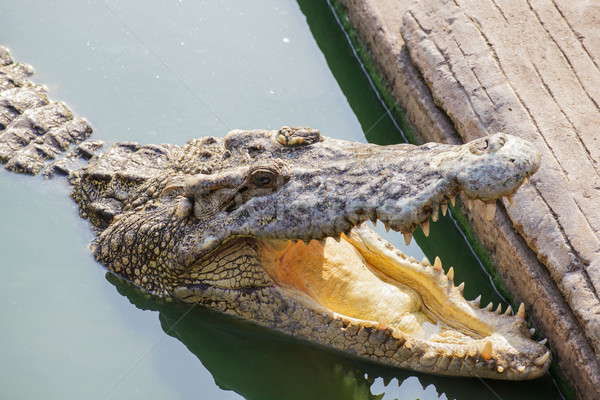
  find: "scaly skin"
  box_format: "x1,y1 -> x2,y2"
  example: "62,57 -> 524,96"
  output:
0,46 -> 550,379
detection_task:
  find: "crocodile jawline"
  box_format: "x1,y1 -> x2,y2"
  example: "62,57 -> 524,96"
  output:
175,223 -> 551,380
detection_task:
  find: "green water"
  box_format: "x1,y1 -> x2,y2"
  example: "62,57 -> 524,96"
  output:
0,1 -> 563,399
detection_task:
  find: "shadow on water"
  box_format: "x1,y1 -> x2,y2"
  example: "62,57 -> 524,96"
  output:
108,274 -> 561,400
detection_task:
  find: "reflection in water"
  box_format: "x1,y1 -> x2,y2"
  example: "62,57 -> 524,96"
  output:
109,274 -> 376,400
108,274 -> 561,400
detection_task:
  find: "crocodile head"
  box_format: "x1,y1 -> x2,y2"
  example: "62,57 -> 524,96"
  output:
89,127 -> 549,380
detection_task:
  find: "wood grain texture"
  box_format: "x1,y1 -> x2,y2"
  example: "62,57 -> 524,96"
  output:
338,0 -> 600,397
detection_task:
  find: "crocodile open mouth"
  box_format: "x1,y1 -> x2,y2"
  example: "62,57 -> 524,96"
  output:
260,224 -> 491,343
256,223 -> 551,379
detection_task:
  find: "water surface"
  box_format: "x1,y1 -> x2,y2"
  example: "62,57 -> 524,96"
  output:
0,1 -> 563,399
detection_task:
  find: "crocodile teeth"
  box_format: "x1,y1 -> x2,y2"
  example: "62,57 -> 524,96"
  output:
504,305 -> 512,315
392,328 -> 401,339
378,317 -> 388,330
495,304 -> 503,314
534,351 -> 550,366
530,328 -> 536,337
457,282 -> 465,292
422,257 -> 431,266
447,266 -> 454,282
486,302 -> 494,311
482,341 -> 493,360
516,303 -> 526,320
467,198 -> 474,210
441,202 -> 448,216
517,365 -> 526,372
497,365 -> 504,373
485,202 -> 496,220
403,231 -> 412,246
421,220 -> 430,237
384,222 -> 391,233
539,338 -> 547,346
434,256 -> 443,270
507,194 -> 515,207
473,295 -> 481,307
431,207 -> 439,222
450,196 -> 456,207
370,217 -> 377,226
524,176 -> 529,185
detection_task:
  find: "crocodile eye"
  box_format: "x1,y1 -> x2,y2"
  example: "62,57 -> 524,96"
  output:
251,169 -> 276,188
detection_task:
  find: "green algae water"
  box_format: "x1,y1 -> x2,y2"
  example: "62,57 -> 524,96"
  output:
0,1 -> 563,399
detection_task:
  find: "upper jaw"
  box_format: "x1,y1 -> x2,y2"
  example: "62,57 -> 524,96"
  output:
176,133 -> 540,261
228,133 -> 539,237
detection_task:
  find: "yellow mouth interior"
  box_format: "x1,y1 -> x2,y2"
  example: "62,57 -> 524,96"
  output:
257,228 -> 492,342
259,237 -> 434,334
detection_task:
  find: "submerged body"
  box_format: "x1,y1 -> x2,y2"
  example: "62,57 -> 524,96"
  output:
0,46 -> 550,379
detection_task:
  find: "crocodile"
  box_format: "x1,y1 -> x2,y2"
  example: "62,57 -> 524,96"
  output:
0,46 -> 551,380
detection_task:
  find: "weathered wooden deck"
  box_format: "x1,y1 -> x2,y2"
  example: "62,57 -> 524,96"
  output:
338,0 -> 600,398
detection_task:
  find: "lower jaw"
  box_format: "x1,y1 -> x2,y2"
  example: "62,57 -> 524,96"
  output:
254,225 -> 550,378
177,223 -> 550,378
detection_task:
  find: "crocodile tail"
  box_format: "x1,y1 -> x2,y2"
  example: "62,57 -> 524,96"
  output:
0,45 -> 98,177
